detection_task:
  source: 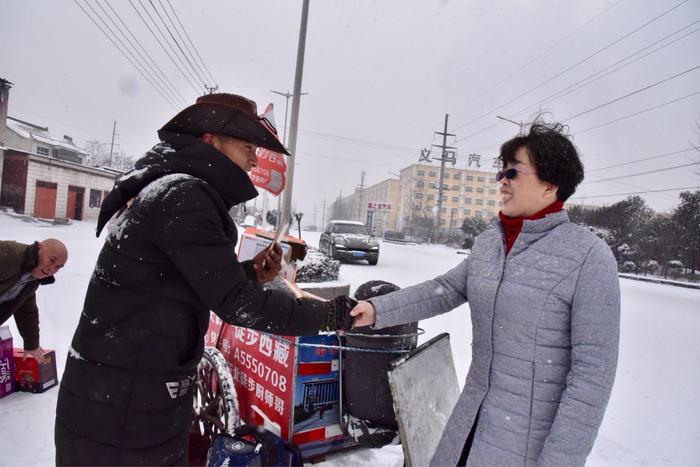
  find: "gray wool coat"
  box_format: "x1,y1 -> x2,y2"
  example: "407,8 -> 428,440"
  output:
371,211 -> 620,467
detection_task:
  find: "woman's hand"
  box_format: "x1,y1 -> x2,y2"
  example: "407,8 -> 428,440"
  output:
350,300 -> 376,328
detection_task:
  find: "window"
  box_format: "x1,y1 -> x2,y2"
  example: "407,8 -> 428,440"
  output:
489,188 -> 496,194
429,171 -> 437,177
415,192 -> 423,199
441,195 -> 447,201
439,219 -> 446,225
416,180 -> 424,188
440,207 -> 446,213
451,185 -> 459,191
417,170 -> 425,176
477,176 -> 485,183
427,194 -> 434,201
476,187 -> 484,193
465,198 -> 472,204
429,182 -> 437,189
488,200 -> 496,206
89,189 -> 102,208
499,201 -> 503,207
451,208 -> 458,214
36,146 -> 50,156
465,186 -> 472,192
475,211 -> 483,218
489,177 -> 497,183
451,196 -> 459,202
442,184 -> 449,190
476,199 -> 484,205
466,175 -> 474,181
453,173 -> 461,180
463,209 -> 471,215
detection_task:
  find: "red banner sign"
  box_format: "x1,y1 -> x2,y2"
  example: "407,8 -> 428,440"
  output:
250,103 -> 287,195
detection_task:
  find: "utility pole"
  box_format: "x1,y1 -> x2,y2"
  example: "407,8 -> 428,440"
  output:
205,84 -> 219,94
109,121 -> 117,167
321,197 -> 327,228
356,171 -> 366,222
281,0 -> 310,226
312,204 -> 318,227
432,114 -> 456,242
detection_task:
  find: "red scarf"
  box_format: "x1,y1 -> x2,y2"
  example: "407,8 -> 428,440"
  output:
498,200 -> 564,255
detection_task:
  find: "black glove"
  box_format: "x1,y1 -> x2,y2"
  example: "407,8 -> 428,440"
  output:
324,295 -> 357,331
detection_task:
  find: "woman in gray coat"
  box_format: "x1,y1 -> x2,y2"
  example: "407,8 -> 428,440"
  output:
351,120 -> 620,467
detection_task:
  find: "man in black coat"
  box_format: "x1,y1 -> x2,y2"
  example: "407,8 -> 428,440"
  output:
54,93 -> 355,466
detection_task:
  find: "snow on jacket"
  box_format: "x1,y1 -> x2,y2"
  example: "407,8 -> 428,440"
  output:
370,211 -> 620,466
55,132 -> 329,466
0,240 -> 55,350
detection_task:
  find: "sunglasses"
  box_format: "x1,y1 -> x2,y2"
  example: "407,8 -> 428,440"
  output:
495,167 -> 536,181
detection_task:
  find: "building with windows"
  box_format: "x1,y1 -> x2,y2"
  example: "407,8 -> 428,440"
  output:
337,163 -> 501,238
396,163 -> 501,237
334,179 -> 401,236
0,78 -> 118,221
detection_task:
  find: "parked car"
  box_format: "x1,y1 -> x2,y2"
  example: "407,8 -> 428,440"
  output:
319,220 -> 379,265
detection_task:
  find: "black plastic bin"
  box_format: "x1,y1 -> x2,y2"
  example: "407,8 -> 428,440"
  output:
342,322 -> 418,429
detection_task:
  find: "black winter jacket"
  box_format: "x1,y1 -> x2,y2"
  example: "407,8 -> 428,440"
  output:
55,132 -> 329,466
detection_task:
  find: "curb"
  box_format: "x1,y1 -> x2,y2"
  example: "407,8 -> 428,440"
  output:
619,273 -> 700,290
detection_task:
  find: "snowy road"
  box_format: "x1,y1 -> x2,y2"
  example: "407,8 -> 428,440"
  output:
0,216 -> 698,466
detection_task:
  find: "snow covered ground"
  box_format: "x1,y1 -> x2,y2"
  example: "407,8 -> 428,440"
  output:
0,213 -> 698,466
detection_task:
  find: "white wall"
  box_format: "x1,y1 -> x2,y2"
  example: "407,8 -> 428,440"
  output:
24,159 -> 115,221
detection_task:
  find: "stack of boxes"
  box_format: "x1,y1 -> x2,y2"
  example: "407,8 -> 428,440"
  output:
0,325 -> 58,398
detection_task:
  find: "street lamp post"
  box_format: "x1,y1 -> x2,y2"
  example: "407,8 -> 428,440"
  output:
496,115 -> 527,135
271,89 -> 308,146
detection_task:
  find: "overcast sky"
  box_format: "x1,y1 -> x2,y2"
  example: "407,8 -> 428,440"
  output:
1,0 -> 699,220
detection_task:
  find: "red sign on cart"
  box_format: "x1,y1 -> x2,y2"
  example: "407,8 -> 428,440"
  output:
219,325 -> 295,439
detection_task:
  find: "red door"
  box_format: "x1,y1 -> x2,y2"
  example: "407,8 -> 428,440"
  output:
66,185 -> 85,220
34,181 -> 57,219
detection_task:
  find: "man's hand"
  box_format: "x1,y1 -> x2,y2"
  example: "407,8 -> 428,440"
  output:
253,243 -> 283,283
350,300 -> 376,328
24,347 -> 45,364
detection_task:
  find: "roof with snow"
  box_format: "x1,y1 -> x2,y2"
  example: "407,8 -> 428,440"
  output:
6,116 -> 86,154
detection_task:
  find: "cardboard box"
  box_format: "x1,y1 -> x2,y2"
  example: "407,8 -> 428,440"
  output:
0,326 -> 14,399
13,348 -> 58,393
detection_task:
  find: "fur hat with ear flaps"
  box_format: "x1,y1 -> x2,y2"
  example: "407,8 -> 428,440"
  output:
160,93 -> 290,155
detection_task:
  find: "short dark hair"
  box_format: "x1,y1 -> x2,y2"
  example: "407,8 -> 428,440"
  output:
498,119 -> 584,201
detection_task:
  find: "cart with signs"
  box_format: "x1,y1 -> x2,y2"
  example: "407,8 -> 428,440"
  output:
188,228 -> 454,465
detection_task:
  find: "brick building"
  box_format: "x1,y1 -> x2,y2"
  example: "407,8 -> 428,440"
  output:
0,78 -> 118,221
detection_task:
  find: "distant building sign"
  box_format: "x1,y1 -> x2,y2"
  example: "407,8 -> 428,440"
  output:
367,202 -> 391,211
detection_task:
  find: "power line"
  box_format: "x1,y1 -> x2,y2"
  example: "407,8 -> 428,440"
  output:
573,90 -> 700,134
128,0 -> 201,94
299,129 -> 419,153
582,161 -> 699,185
148,0 -> 207,89
158,0 -> 215,88
92,0 -> 187,107
563,64 -> 700,121
571,185 -> 699,200
507,19 -> 700,121
102,0 -> 188,106
587,148 -> 698,173
452,0 -> 690,135
73,0 -> 179,108
164,0 -> 217,87
450,0 -> 626,116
